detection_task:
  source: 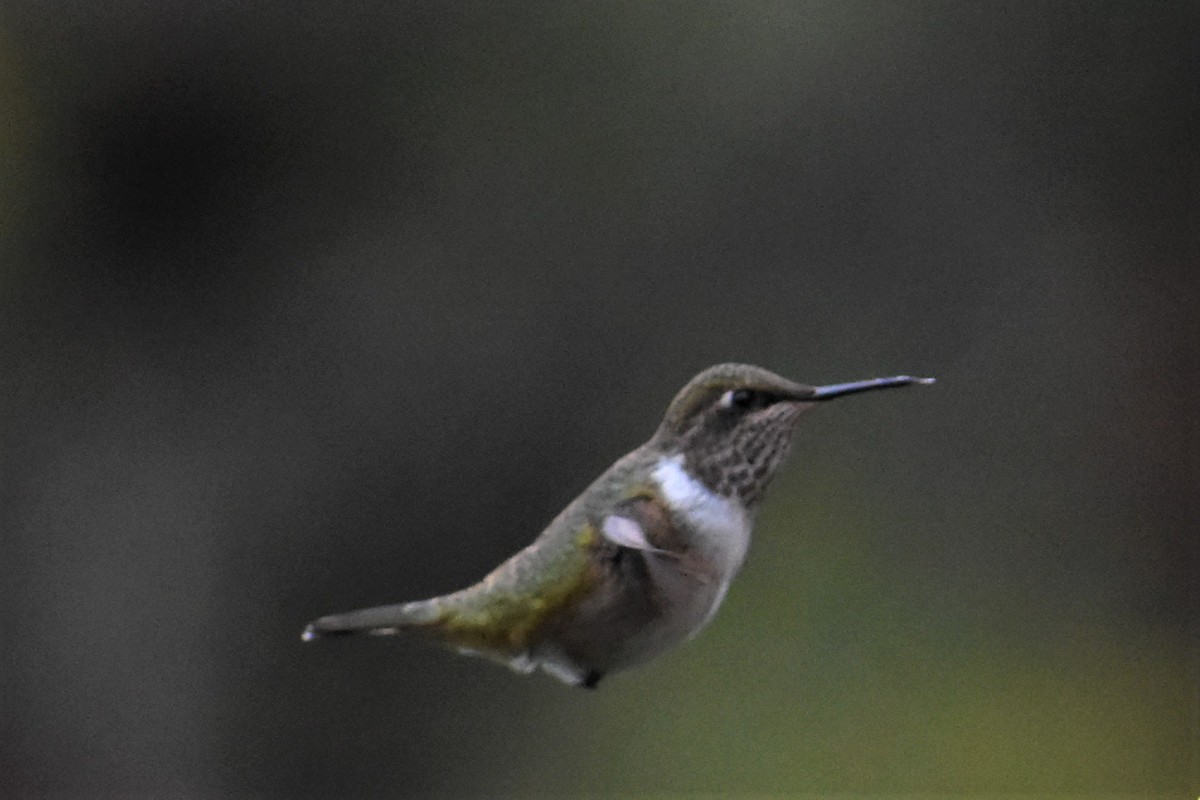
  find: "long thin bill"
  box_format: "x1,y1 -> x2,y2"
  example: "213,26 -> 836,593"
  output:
811,375 -> 935,400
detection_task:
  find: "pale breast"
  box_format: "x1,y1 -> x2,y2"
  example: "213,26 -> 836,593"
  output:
652,454 -> 751,574
650,454 -> 752,628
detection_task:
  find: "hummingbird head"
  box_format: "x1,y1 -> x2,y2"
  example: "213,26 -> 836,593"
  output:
652,364 -> 935,506
651,364 -> 818,506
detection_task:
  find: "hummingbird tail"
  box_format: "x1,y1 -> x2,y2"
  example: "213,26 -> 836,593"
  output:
301,599 -> 442,641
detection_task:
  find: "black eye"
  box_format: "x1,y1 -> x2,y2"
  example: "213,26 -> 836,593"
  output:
723,388 -> 770,411
730,389 -> 756,408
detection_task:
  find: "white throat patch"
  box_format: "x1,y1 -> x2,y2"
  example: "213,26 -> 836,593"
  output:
651,454 -> 751,573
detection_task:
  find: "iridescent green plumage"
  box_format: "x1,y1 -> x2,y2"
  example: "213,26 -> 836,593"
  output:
304,446 -> 666,675
303,363 -> 933,687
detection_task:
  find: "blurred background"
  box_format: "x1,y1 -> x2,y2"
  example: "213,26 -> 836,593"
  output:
1,2 -> 1196,797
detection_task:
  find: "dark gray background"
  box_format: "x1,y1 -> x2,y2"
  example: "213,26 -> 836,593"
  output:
2,2 -> 1196,796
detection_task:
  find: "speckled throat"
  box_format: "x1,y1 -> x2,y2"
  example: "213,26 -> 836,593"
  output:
680,402 -> 806,507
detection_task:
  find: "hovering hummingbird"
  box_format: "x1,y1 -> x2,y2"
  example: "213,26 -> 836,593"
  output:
303,363 -> 933,688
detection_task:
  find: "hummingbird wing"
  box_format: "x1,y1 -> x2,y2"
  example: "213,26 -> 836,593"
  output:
302,512 -> 610,675
599,494 -> 717,586
600,515 -> 673,556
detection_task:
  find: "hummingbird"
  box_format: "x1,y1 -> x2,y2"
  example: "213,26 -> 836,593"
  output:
302,363 -> 933,688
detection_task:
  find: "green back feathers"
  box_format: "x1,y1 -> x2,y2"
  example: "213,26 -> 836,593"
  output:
433,525 -> 603,657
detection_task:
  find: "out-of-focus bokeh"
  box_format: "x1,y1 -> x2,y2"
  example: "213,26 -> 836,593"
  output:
2,3 -> 1196,796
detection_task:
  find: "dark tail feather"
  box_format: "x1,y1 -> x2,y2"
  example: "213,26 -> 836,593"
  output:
301,599 -> 440,642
